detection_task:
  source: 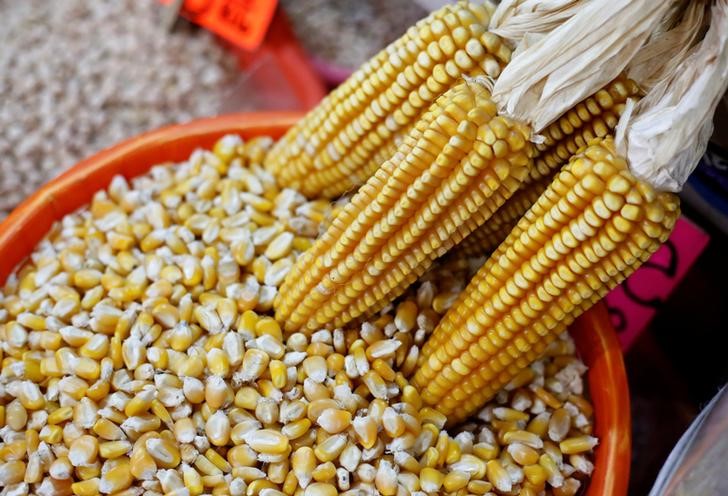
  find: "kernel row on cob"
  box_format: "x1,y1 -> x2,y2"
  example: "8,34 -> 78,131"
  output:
413,0 -> 728,418
451,75 -> 640,259
275,80 -> 532,333
265,0 -> 595,200
0,135 -> 597,496
265,1 -> 509,199
450,173 -> 553,259
275,0 -> 667,333
415,137 -> 679,423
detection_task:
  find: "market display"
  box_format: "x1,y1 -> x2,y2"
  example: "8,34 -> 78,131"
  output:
2,0 -> 727,494
0,0 -> 240,219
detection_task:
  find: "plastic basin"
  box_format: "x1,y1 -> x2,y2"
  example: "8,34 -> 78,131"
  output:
0,113 -> 630,496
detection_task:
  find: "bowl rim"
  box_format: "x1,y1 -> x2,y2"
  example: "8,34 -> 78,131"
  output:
0,112 -> 631,496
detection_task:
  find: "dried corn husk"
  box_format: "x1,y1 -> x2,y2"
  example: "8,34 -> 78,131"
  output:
617,0 -> 728,192
628,1 -> 708,91
489,0 -> 587,44
491,0 -> 671,133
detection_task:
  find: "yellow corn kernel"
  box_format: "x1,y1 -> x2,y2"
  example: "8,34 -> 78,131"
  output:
205,448 -> 232,473
370,359 -> 395,383
282,418 -> 312,441
47,405 -> 73,425
125,387 -> 155,417
416,408 -> 446,431
17,312 -> 46,330
228,445 -> 258,468
1,439 -> 27,461
486,459 -> 512,493
85,380 -> 109,401
17,381 -> 45,410
68,435 -> 99,467
282,470 -> 298,495
316,409 -> 351,434
508,443 -> 541,466
181,463 -> 204,495
99,458 -> 133,493
467,480 -> 494,495
270,359 -> 288,389
533,386 -> 563,410
145,437 -> 181,469
71,478 -> 101,496
312,461 -> 336,482
313,434 -> 347,463
40,356 -> 63,377
194,454 -> 223,476
151,400 -> 172,426
23,354 -> 43,382
247,479 -> 278,495
352,416 -> 378,449
205,411 -> 232,447
443,470 -> 470,492
255,317 -> 283,341
539,453 -> 564,487
39,424 -> 63,444
234,386 -> 261,410
99,440 -> 133,459
74,356 -> 100,381
245,429 -> 290,455
559,435 -> 599,454
24,431 -> 37,460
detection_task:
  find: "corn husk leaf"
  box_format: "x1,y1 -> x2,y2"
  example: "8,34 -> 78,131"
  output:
491,0 -> 671,133
628,1 -> 708,91
616,0 -> 728,193
489,0 -> 586,45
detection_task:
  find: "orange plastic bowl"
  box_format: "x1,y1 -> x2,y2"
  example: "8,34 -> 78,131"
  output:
0,113 -> 630,496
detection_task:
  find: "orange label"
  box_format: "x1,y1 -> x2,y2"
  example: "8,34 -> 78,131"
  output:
162,0 -> 278,51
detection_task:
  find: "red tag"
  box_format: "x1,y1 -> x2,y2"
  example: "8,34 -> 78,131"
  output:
161,0 -> 278,51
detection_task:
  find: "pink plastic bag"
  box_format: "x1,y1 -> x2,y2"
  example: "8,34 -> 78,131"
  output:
605,216 -> 709,350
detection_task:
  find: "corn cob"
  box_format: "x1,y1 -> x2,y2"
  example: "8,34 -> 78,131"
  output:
274,0 -> 666,333
413,137 -> 679,424
452,76 -> 641,258
275,81 -> 533,332
265,1 -> 511,199
277,73 -> 641,333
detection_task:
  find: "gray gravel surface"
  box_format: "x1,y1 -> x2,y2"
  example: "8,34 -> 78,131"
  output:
0,0 -> 241,219
281,0 -> 428,70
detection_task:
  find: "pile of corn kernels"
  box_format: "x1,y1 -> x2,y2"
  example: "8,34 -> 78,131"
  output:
0,136 -> 596,496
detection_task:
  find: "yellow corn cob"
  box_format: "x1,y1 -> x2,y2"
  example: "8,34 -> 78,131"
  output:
277,75 -> 640,333
450,76 -> 640,258
276,81 -> 533,332
265,1 -> 511,198
413,137 -> 679,424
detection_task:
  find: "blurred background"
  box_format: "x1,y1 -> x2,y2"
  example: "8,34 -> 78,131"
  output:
1,1 -> 727,493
